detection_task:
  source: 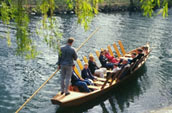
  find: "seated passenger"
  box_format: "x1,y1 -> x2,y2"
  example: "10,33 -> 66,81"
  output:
141,46 -> 149,55
128,49 -> 144,65
118,59 -> 130,80
88,55 -> 107,78
71,65 -> 91,92
119,59 -> 130,69
81,63 -> 96,84
112,63 -> 121,73
136,49 -> 144,60
104,50 -> 119,63
128,52 -> 137,64
99,51 -> 114,70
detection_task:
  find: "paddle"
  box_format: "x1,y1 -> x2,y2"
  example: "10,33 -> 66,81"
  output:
15,27 -> 100,113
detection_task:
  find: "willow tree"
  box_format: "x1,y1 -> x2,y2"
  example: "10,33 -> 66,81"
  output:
141,0 -> 168,17
0,0 -> 102,59
0,0 -> 169,59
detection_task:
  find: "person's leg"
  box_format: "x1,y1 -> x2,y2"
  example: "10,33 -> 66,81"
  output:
84,79 -> 94,85
95,69 -> 103,78
106,63 -> 114,69
100,68 -> 107,74
64,66 -> 73,94
60,65 -> 66,94
75,81 -> 90,92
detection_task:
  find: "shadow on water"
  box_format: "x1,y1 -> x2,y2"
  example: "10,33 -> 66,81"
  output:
112,65 -> 149,112
55,64 -> 149,113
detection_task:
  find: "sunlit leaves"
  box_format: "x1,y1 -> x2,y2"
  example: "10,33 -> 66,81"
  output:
1,2 -> 11,25
40,0 -> 49,28
140,0 -> 168,17
162,1 -> 168,18
141,0 -> 154,17
67,0 -> 74,10
0,2 -> 12,46
38,0 -> 62,53
0,0 -> 102,59
36,17 -> 62,52
75,0 -> 100,30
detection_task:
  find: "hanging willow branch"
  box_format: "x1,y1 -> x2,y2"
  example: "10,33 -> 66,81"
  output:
0,0 -> 169,59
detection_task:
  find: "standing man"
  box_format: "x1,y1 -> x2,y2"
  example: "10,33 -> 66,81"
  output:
57,38 -> 78,96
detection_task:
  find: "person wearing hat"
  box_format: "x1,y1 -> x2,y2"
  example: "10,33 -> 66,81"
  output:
81,63 -> 96,84
88,55 -> 107,78
57,37 -> 78,96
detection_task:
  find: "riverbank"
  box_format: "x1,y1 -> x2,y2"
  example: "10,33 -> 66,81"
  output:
28,0 -> 140,15
22,0 -> 172,15
55,1 -> 141,14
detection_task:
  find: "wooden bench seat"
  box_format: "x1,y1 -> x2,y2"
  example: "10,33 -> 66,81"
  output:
87,85 -> 101,90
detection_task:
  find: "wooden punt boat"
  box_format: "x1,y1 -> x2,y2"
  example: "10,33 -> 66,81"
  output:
51,41 -> 151,107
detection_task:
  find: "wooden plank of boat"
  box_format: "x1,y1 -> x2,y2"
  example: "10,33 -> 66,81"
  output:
96,77 -> 107,82
87,85 -> 101,90
51,84 -> 114,107
94,80 -> 109,86
51,43 -> 151,107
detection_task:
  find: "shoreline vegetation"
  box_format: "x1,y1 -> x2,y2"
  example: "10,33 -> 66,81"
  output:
25,2 -> 140,15
24,0 -> 172,15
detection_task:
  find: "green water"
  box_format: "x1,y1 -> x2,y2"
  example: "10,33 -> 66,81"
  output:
0,10 -> 172,113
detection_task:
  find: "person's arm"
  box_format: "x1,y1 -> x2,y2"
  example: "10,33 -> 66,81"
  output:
73,49 -> 78,61
72,71 -> 80,81
88,69 -> 95,80
94,62 -> 100,69
57,48 -> 62,69
99,55 -> 104,63
88,61 -> 94,74
106,53 -> 113,60
81,69 -> 86,79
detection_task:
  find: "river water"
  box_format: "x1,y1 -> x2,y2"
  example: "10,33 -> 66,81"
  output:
0,10 -> 172,113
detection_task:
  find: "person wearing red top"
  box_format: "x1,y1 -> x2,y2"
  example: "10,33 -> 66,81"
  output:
104,50 -> 119,63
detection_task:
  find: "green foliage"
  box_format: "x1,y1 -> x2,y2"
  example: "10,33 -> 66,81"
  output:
14,0 -> 38,59
75,0 -> 100,30
0,0 -> 170,59
1,2 -> 11,24
36,17 -> 62,52
67,0 -> 74,10
0,2 -> 12,46
38,0 -> 62,53
0,0 -> 102,59
0,0 -> 62,59
140,0 -> 168,17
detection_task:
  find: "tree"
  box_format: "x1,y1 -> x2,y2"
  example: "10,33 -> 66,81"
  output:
0,0 -> 169,59
141,0 -> 168,17
0,0 -> 101,59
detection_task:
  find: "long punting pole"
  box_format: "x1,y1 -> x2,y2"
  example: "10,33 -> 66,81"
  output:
15,27 -> 100,113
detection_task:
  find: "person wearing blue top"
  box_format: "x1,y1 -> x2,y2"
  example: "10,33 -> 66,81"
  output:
57,38 -> 78,96
81,63 -> 96,84
71,65 -> 91,92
